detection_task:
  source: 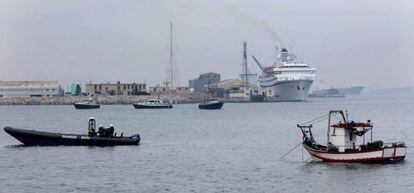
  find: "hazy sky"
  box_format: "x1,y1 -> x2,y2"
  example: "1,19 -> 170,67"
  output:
1,0 -> 413,88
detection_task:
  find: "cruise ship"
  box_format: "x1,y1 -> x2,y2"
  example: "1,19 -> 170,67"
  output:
258,48 -> 316,101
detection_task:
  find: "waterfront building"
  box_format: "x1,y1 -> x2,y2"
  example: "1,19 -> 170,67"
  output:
0,81 -> 63,98
216,79 -> 260,102
189,72 -> 221,93
86,82 -> 147,96
149,86 -> 190,94
172,86 -> 190,93
70,83 -> 82,96
149,86 -> 170,93
217,79 -> 257,90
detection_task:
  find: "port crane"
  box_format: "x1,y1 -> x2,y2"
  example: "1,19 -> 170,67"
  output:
251,55 -> 264,72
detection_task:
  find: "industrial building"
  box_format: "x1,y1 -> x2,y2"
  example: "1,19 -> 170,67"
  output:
86,82 -> 147,96
214,79 -> 263,102
0,81 -> 63,98
149,86 -> 190,94
189,72 -> 221,93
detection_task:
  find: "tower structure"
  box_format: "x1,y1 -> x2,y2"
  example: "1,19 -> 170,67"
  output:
239,41 -> 256,88
165,22 -> 179,89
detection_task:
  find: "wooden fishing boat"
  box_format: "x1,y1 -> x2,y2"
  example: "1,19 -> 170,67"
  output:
297,110 -> 406,163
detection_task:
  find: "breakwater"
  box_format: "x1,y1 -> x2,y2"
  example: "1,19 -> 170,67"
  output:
0,93 -> 204,105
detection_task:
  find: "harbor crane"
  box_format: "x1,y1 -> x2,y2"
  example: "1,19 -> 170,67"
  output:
251,55 -> 264,71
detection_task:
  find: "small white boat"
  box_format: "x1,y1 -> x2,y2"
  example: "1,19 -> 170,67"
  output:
298,110 -> 406,163
133,98 -> 173,109
74,98 -> 100,109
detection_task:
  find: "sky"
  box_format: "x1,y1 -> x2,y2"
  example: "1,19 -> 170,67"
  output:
1,0 -> 413,89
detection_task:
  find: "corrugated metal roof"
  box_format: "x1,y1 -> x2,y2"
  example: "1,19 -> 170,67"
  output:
0,81 -> 61,89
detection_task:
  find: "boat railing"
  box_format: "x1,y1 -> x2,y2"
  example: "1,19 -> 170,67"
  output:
302,138 -> 328,151
382,142 -> 406,148
319,141 -> 407,153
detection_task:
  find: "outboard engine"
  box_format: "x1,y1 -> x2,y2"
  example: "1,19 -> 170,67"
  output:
88,117 -> 96,131
88,117 -> 97,136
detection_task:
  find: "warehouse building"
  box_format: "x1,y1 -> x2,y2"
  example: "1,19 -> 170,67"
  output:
0,81 -> 64,98
215,79 -> 261,102
148,86 -> 190,94
86,81 -> 147,96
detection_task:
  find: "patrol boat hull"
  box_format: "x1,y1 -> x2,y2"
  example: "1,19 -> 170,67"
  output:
198,101 -> 224,110
4,127 -> 140,146
74,103 -> 100,109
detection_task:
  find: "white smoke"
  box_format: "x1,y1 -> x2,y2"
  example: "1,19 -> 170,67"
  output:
172,1 -> 285,47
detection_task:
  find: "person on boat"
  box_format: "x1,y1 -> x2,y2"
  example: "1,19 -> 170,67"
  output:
88,117 -> 97,137
88,127 -> 96,137
98,125 -> 104,137
108,124 -> 114,138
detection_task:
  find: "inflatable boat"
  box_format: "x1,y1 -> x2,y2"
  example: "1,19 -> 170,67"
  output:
4,127 -> 140,146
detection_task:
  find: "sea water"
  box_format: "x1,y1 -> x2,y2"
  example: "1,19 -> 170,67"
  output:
0,95 -> 413,193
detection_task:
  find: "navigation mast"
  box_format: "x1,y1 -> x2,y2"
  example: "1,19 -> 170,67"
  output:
243,41 -> 248,88
170,21 -> 174,88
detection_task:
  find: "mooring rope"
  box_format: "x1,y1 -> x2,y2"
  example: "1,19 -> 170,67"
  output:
279,141 -> 303,160
299,114 -> 328,125
300,113 -> 337,126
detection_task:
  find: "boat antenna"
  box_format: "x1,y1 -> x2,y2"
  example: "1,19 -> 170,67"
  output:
345,110 -> 349,121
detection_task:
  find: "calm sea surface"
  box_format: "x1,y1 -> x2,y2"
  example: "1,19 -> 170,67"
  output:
0,95 -> 413,193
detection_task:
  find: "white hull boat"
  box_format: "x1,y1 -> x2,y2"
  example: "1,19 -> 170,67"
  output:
304,144 -> 406,162
298,110 -> 406,163
256,48 -> 316,101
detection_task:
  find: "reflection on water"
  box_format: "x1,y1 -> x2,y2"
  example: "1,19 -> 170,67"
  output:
0,95 -> 413,192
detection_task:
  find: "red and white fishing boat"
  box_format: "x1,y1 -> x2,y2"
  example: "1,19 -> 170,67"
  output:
298,110 -> 406,163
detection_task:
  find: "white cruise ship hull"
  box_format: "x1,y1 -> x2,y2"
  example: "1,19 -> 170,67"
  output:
262,79 -> 313,101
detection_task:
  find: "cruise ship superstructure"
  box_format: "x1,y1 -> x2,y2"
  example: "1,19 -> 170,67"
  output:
258,48 -> 316,101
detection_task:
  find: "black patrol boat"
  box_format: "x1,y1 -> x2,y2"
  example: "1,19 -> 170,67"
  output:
4,118 -> 140,146
74,98 -> 100,109
198,98 -> 224,110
